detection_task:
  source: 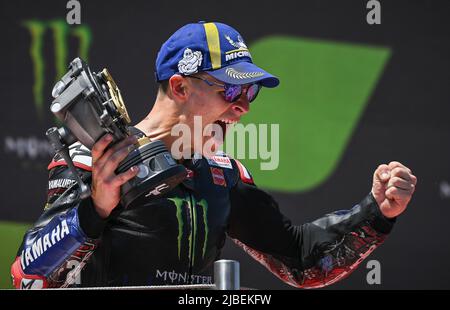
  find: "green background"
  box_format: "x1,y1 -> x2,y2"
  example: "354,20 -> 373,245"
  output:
0,222 -> 30,288
226,37 -> 390,191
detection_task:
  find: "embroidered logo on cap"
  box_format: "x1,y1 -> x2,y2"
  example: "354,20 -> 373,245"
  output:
224,34 -> 252,62
178,48 -> 203,75
225,35 -> 248,50
225,68 -> 264,79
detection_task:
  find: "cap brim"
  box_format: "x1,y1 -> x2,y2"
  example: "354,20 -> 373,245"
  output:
207,62 -> 280,88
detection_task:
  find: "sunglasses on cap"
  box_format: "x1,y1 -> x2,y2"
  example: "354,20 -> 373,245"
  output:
187,75 -> 261,103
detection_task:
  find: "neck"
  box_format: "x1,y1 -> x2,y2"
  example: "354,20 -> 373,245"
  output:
134,97 -> 192,156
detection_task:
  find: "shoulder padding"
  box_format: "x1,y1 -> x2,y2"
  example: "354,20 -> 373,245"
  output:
234,159 -> 255,185
233,159 -> 255,185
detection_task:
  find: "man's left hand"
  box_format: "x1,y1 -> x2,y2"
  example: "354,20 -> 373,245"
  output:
372,161 -> 417,218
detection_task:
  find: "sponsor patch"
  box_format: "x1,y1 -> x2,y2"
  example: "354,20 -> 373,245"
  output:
206,155 -> 233,169
21,278 -> 44,289
48,178 -> 76,190
210,167 -> 227,187
21,219 -> 70,269
186,169 -> 194,179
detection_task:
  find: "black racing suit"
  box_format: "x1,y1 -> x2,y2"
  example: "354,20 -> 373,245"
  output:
11,128 -> 395,289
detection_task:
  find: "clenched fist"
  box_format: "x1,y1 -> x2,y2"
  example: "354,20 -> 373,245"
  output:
91,134 -> 140,219
372,161 -> 417,218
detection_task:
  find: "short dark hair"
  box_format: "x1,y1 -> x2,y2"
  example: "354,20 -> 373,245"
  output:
158,80 -> 169,94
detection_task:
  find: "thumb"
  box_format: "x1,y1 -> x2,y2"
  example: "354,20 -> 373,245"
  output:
374,164 -> 391,183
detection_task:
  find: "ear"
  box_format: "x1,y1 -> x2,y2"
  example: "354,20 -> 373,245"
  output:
168,75 -> 189,102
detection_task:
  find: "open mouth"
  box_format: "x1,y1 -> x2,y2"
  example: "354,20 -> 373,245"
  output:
214,119 -> 238,137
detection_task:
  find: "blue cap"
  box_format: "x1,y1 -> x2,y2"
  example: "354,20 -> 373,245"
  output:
155,21 -> 280,88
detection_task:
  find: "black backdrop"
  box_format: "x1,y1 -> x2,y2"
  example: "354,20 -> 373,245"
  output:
0,0 -> 449,289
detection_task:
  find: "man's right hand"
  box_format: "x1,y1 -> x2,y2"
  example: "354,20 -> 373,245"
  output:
90,134 -> 140,219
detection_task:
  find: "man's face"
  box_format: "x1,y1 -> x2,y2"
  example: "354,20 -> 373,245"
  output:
182,73 -> 252,155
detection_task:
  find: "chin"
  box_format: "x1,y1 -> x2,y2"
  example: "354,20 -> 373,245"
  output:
201,136 -> 224,158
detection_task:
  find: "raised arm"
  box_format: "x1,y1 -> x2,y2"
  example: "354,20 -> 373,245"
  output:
227,160 -> 416,288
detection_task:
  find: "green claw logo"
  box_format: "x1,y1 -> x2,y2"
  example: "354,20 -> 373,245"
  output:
22,19 -> 92,120
168,196 -> 209,264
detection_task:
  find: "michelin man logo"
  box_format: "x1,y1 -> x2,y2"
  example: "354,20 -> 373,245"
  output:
178,48 -> 203,75
225,35 -> 248,50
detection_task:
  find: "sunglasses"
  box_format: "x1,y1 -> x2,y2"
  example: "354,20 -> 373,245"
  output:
187,75 -> 261,103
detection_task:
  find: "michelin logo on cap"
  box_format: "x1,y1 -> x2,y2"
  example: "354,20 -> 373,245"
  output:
178,48 -> 203,75
224,34 -> 252,62
225,34 -> 248,50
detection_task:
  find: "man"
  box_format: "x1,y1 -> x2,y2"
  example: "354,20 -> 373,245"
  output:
11,21 -> 416,289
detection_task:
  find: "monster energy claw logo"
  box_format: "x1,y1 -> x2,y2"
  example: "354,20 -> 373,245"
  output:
22,19 -> 92,119
168,196 -> 209,264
